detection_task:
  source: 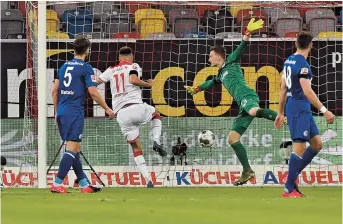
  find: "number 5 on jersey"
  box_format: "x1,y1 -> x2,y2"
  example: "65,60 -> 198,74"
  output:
64,66 -> 73,87
113,73 -> 125,93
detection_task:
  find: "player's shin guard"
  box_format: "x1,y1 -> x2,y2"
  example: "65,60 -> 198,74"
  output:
133,152 -> 151,182
285,152 -> 302,193
256,109 -> 277,121
54,150 -> 76,186
72,152 -> 89,188
298,146 -> 319,173
151,116 -> 162,145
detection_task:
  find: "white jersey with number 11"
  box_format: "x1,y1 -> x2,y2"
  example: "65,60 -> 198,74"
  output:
99,61 -> 143,113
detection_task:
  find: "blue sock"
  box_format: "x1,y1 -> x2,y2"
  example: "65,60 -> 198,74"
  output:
285,152 -> 302,193
72,153 -> 89,188
55,177 -> 63,185
78,178 -> 89,188
55,150 -> 76,184
298,146 -> 319,173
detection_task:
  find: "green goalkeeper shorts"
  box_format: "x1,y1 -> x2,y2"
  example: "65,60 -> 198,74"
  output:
231,96 -> 259,135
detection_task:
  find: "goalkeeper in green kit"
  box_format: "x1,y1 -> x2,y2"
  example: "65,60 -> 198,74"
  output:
185,18 -> 280,186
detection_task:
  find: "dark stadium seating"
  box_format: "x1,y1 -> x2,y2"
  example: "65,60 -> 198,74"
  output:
169,9 -> 199,37
1,1 -> 342,39
306,8 -> 337,37
1,9 -> 24,39
206,9 -> 234,35
61,9 -> 93,38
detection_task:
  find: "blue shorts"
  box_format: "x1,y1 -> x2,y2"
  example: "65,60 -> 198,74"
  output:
56,114 -> 84,142
287,111 -> 320,143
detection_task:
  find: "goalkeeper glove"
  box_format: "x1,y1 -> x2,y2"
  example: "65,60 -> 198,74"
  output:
245,18 -> 264,36
184,85 -> 200,95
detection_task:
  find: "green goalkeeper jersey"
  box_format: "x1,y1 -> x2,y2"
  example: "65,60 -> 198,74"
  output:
199,40 -> 257,102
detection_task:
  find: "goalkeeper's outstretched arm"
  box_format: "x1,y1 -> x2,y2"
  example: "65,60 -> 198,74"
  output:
226,39 -> 249,63
199,79 -> 216,91
227,18 -> 264,63
184,78 -> 219,95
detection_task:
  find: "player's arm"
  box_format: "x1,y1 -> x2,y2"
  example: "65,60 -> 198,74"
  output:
274,73 -> 287,129
88,87 -> 114,118
95,77 -> 104,85
184,76 -> 220,95
129,71 -> 152,87
226,39 -> 249,63
96,68 -> 112,85
85,65 -> 114,118
51,79 -> 59,112
278,73 -> 287,115
299,79 -> 323,110
226,18 -> 264,63
299,77 -> 335,124
88,87 -> 109,109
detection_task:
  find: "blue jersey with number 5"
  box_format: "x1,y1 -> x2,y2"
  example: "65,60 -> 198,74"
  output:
283,54 -> 313,115
56,58 -> 97,116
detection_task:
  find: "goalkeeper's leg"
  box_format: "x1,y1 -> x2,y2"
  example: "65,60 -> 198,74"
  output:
241,96 -> 278,121
230,113 -> 255,186
254,107 -> 278,121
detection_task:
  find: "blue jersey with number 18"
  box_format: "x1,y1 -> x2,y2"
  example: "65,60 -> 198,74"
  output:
283,54 -> 313,115
56,58 -> 97,116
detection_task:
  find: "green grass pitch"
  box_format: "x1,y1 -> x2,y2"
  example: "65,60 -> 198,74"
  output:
2,187 -> 342,224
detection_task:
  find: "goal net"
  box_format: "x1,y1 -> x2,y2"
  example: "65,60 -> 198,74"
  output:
2,1 -> 342,187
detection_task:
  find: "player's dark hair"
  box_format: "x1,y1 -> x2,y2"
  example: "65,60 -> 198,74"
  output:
73,37 -> 91,55
210,45 -> 226,59
119,46 -> 133,56
296,32 -> 313,50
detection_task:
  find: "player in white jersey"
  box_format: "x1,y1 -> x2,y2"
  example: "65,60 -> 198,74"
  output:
97,46 -> 166,188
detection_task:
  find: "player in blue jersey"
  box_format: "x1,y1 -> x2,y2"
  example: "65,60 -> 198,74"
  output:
275,32 -> 335,197
51,37 -> 115,193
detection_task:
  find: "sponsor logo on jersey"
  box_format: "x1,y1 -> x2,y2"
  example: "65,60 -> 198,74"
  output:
60,90 -> 74,95
285,59 -> 296,65
66,61 -> 84,66
91,75 -> 97,82
303,130 -> 309,137
300,68 -> 309,74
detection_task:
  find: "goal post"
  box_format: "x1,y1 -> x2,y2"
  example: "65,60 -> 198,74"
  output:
37,1 -> 47,189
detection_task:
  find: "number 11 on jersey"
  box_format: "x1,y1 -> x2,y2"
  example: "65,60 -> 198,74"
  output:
113,73 -> 125,93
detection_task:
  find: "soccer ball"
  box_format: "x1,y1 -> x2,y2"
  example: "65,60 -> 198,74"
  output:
197,130 -> 215,147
